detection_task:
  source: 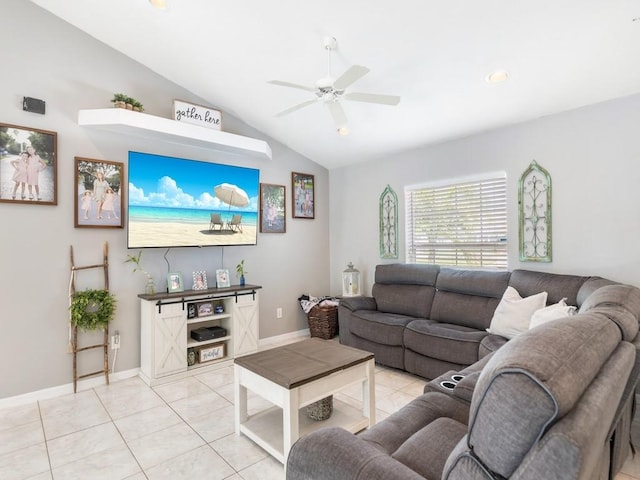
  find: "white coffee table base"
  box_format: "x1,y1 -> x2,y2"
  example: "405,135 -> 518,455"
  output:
234,358 -> 375,464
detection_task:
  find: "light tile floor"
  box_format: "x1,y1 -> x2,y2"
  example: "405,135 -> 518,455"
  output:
1,362 -> 639,479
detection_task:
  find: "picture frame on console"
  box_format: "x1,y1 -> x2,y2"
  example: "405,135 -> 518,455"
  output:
0,122 -> 57,205
291,172 -> 314,219
259,183 -> 286,233
167,272 -> 184,293
74,157 -> 124,228
192,271 -> 207,290
216,269 -> 230,288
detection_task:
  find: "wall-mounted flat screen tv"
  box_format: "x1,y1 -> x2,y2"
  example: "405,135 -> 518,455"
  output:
127,151 -> 259,248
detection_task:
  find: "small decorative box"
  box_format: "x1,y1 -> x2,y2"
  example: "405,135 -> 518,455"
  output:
198,343 -> 225,363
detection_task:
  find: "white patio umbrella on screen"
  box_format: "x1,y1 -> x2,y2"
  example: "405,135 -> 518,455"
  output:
214,183 -> 249,208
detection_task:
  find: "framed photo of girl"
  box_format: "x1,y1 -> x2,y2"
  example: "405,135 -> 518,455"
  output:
74,157 -> 124,228
259,183 -> 286,233
167,272 -> 184,293
291,172 -> 314,219
0,122 -> 57,205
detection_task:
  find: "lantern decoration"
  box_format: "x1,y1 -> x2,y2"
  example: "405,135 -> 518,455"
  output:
342,262 -> 361,297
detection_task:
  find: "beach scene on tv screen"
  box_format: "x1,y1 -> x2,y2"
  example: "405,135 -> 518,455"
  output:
128,151 -> 259,248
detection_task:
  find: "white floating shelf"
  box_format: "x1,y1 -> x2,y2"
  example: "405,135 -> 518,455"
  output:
78,108 -> 272,160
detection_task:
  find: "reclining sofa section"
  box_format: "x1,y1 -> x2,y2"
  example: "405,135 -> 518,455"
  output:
288,264 -> 640,480
338,263 -> 611,381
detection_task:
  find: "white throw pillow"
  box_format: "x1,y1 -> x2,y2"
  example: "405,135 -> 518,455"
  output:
529,298 -> 577,329
487,286 -> 548,339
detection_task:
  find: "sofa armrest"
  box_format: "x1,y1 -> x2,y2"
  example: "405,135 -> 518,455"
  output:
452,371 -> 481,403
286,427 -> 425,480
479,334 -> 508,358
339,296 -> 377,312
338,297 -> 378,347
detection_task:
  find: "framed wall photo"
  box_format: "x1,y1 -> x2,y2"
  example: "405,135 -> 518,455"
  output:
216,269 -> 230,288
259,183 -> 286,233
192,271 -> 208,290
292,172 -> 314,219
0,122 -> 57,205
167,272 -> 184,293
74,157 -> 124,228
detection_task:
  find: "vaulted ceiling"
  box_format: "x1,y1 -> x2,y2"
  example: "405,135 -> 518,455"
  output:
30,0 -> 640,169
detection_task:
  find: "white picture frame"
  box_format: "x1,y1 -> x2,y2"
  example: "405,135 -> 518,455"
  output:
192,271 -> 208,290
216,269 -> 230,288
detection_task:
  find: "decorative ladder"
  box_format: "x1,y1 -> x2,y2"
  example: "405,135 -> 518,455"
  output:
69,242 -> 110,393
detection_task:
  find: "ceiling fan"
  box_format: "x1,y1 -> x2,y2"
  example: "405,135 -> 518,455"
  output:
268,36 -> 400,134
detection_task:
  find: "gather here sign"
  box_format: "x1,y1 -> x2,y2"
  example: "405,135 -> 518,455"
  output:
173,100 -> 222,130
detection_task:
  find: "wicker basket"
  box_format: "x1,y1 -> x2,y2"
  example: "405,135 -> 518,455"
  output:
307,305 -> 338,339
306,395 -> 333,421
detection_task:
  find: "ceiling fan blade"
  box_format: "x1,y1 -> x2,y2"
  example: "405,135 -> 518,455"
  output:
268,80 -> 317,92
343,92 -> 401,106
325,101 -> 348,128
275,99 -> 317,117
333,65 -> 370,91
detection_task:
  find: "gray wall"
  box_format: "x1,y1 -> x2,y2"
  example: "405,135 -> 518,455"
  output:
0,0 -> 329,399
329,93 -> 640,295
4,0 -> 640,400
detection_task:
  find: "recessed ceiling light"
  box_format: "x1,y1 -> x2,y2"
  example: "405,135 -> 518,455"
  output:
149,0 -> 168,10
337,126 -> 350,136
486,70 -> 509,84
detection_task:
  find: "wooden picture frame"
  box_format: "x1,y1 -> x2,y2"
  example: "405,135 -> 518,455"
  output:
216,269 -> 230,288
0,122 -> 57,205
167,272 -> 184,293
196,301 -> 214,316
259,183 -> 286,233
74,157 -> 124,228
192,271 -> 208,290
292,172 -> 315,219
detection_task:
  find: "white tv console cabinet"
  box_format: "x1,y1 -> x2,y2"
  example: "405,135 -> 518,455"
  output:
138,285 -> 261,386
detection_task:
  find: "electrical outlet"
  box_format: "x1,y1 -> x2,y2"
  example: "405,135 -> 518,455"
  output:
276,307 -> 283,319
111,331 -> 120,350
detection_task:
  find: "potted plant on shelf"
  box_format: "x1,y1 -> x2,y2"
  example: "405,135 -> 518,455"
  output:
131,99 -> 144,112
69,289 -> 116,331
126,250 -> 155,294
236,259 -> 247,286
111,93 -> 128,109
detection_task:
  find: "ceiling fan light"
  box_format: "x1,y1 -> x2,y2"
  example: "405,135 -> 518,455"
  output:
486,70 -> 509,83
149,0 -> 168,10
337,126 -> 350,136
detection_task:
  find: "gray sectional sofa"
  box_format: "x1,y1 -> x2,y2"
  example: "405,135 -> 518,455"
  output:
286,263 -> 640,480
338,264 -> 612,381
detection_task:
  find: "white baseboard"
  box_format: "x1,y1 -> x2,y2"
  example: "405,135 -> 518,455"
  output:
258,328 -> 309,350
0,329 -> 311,410
0,368 -> 140,409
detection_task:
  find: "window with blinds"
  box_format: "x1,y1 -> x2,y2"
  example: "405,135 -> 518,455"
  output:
405,174 -> 507,269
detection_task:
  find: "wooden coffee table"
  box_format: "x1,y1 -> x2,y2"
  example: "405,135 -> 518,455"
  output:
234,338 -> 375,464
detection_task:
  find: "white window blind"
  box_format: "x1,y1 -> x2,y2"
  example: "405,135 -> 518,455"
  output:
405,174 -> 507,269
